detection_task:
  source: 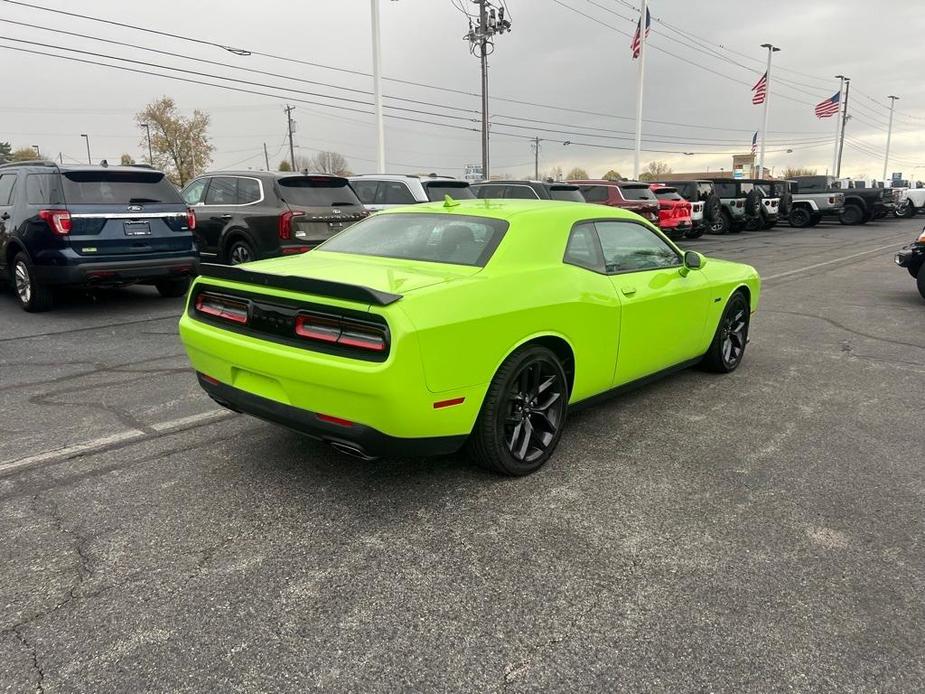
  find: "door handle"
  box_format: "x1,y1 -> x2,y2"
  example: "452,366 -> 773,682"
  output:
621,287 -> 637,296
219,214 -> 233,220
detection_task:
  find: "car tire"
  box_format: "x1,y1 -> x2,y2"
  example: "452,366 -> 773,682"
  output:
917,264 -> 925,300
704,195 -> 722,223
709,211 -> 730,235
700,291 -> 750,374
840,204 -> 864,225
223,237 -> 255,265
896,200 -> 916,218
154,277 -> 191,298
789,207 -> 812,228
468,345 -> 568,476
686,226 -> 705,239
11,252 -> 54,312
809,213 -> 822,226
729,221 -> 744,234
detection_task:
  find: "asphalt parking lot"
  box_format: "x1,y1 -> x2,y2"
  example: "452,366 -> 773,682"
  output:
1,218 -> 923,692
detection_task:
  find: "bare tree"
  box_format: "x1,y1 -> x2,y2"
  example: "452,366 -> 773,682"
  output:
306,151 -> 351,176
602,169 -> 623,181
782,167 -> 817,178
566,166 -> 589,180
638,160 -> 672,182
136,96 -> 213,186
120,153 -> 136,166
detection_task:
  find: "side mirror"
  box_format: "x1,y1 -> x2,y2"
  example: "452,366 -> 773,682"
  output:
684,250 -> 702,269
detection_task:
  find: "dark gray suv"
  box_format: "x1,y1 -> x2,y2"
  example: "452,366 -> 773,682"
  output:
0,161 -> 198,312
182,172 -> 368,264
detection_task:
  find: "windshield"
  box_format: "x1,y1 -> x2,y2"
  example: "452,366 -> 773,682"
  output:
277,176 -> 361,207
619,185 -> 656,201
654,189 -> 683,201
62,170 -> 182,205
319,213 -> 508,267
548,186 -> 584,202
423,181 -> 475,201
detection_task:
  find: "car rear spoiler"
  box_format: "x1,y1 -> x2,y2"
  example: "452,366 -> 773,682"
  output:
198,263 -> 402,306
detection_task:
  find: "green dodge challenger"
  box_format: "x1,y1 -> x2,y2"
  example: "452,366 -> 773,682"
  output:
179,199 -> 760,475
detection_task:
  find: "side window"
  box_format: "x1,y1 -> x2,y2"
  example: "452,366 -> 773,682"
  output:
504,185 -> 539,200
26,173 -> 63,205
564,222 -> 603,272
204,176 -> 237,205
595,221 -> 681,274
237,177 -> 261,204
698,183 -> 712,200
351,180 -> 380,205
182,178 -> 208,205
379,182 -> 415,205
740,183 -> 754,194
474,184 -> 504,198
0,174 -> 16,205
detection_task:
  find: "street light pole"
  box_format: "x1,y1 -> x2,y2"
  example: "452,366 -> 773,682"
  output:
371,0 -> 386,172
141,123 -> 153,164
81,134 -> 91,164
757,43 -> 780,177
883,95 -> 899,183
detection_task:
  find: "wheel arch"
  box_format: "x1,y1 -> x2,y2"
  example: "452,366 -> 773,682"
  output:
4,239 -> 29,270
843,195 -> 867,210
219,226 -> 258,259
494,332 -> 576,397
792,200 -> 816,212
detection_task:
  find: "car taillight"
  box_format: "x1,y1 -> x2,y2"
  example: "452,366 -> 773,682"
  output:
295,313 -> 387,352
186,207 -> 197,231
828,196 -> 835,205
278,210 -> 305,240
736,200 -> 744,208
194,293 -> 249,324
38,209 -> 71,235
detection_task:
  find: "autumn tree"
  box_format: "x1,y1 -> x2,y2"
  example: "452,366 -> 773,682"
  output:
120,153 -> 136,165
10,147 -> 39,162
638,160 -> 672,182
782,167 -> 816,178
307,151 -> 351,176
136,96 -> 213,186
566,166 -> 589,180
602,169 -> 623,181
278,160 -> 292,172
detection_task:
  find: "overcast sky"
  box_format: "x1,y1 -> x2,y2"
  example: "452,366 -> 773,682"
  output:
2,0 -> 923,181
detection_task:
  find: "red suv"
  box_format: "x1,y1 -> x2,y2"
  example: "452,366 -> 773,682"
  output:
569,180 -> 659,225
649,184 -> 693,239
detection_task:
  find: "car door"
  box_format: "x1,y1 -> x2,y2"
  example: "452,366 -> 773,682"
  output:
593,220 -> 712,385
200,176 -> 239,255
0,173 -> 17,267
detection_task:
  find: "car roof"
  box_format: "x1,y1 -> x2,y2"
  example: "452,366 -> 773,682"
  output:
473,180 -> 579,188
202,170 -> 348,181
567,179 -> 621,185
614,180 -> 650,187
0,162 -> 166,174
374,197 -> 641,222
349,174 -> 460,182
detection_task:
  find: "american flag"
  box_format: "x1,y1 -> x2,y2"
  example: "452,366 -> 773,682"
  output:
631,7 -> 651,60
814,91 -> 841,118
752,72 -> 767,105
751,131 -> 758,155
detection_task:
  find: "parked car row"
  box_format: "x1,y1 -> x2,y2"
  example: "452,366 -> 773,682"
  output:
0,159 -> 910,312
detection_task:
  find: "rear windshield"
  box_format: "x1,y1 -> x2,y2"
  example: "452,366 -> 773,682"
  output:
619,185 -> 656,201
277,176 -> 361,207
62,170 -> 182,205
579,185 -> 609,203
714,183 -> 738,197
423,181 -> 475,202
673,182 -> 696,200
654,189 -> 683,201
319,213 -> 508,267
549,186 -> 584,202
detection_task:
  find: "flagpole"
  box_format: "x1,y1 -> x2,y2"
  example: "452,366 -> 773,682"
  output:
832,76 -> 846,176
632,0 -> 647,180
757,43 -> 779,177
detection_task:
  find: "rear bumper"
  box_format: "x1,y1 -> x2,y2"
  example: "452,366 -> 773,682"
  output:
34,255 -> 199,285
198,373 -> 467,459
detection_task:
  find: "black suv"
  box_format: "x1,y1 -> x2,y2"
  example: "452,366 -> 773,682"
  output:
669,180 -> 726,235
181,172 -> 367,264
0,161 -> 198,312
471,180 -> 585,201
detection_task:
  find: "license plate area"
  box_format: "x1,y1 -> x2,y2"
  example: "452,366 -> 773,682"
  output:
124,222 -> 151,236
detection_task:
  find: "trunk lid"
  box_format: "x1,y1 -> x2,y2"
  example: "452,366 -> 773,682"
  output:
276,175 -> 368,245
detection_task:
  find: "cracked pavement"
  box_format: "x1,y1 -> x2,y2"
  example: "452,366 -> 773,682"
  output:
0,219 -> 923,692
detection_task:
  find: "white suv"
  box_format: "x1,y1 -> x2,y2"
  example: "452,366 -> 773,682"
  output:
349,174 -> 474,212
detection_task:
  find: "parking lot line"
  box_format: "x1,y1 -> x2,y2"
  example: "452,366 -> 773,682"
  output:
0,409 -> 236,476
763,241 -> 902,282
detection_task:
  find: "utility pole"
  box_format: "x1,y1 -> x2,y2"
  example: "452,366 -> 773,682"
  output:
883,95 -> 899,183
141,123 -> 153,164
371,0 -> 386,172
285,105 -> 296,171
263,142 -> 270,171
757,43 -> 780,177
532,137 -> 541,179
836,78 -> 851,178
632,0 -> 647,180
464,0 -> 511,181
832,76 -> 847,177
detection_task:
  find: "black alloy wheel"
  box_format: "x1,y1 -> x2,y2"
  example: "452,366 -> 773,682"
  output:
840,204 -> 864,225
469,345 -> 568,476
701,292 -> 750,373
789,206 -> 812,228
226,238 -> 255,265
710,212 -> 730,235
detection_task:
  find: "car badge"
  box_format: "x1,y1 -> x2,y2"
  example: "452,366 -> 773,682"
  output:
127,204 -> 143,212
332,208 -> 342,215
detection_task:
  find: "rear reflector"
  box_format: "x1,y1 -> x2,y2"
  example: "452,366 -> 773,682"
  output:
199,373 -> 221,386
433,397 -> 465,409
194,293 -> 249,324
316,413 -> 354,427
295,313 -> 387,352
